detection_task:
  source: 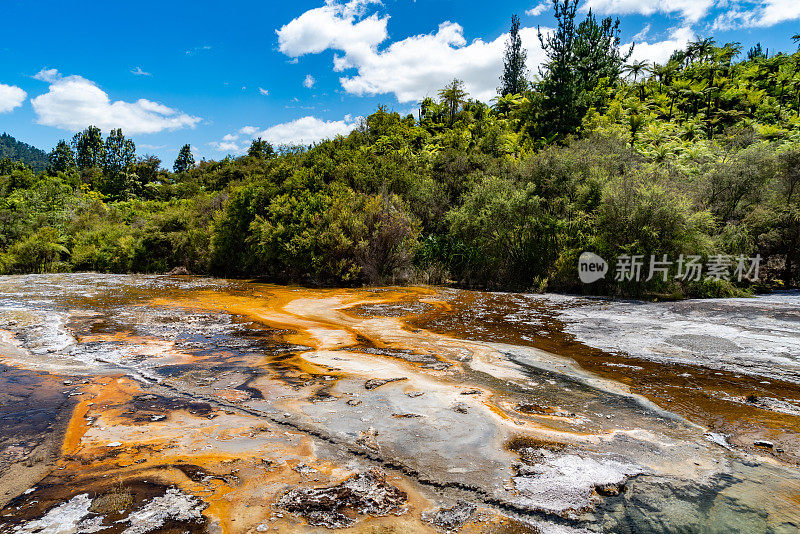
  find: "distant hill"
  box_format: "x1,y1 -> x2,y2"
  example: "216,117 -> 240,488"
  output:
0,133 -> 49,172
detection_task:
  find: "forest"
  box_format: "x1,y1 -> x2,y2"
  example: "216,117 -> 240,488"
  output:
2,0 -> 800,297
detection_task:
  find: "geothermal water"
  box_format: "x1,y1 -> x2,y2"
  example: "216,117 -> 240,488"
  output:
0,274 -> 798,533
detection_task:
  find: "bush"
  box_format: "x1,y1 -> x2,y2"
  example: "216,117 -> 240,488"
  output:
1,227 -> 68,273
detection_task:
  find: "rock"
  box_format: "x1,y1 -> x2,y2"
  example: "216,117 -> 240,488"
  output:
704,432 -> 732,450
293,463 -> 318,475
16,488 -> 207,534
10,494 -> 97,534
406,391 -> 425,398
259,458 -> 276,470
510,452 -> 642,515
120,488 -> 206,534
754,440 -> 774,448
460,389 -> 482,395
392,413 -> 423,418
452,403 -> 469,414
421,500 -> 476,531
421,362 -> 452,370
356,427 -> 380,452
166,266 -> 191,275
346,399 -> 363,406
364,377 -> 407,390
278,468 -> 407,529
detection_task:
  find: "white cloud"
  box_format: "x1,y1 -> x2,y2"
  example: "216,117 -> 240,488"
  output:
632,24 -> 651,42
340,23 -> 546,103
33,68 -> 60,83
259,115 -> 359,145
759,0 -> 800,26
278,1 -> 547,103
0,83 -> 26,113
216,115 -> 359,149
259,87 -> 270,95
712,0 -> 800,30
30,69 -> 201,134
583,0 -> 713,23
131,66 -> 151,76
216,141 -> 241,152
277,0 -> 388,61
526,3 -> 549,16
626,26 -> 694,65
208,133 -> 243,153
303,74 -> 316,88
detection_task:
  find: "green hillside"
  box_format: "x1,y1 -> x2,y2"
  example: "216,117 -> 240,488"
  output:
0,133 -> 49,172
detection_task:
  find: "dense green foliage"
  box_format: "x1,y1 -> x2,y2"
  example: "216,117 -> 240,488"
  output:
2,1 -> 800,297
0,133 -> 49,173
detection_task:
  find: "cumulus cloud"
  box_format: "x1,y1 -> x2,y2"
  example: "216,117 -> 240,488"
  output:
303,74 -> 316,88
0,83 -> 26,113
259,115 -> 359,145
526,3 -> 549,16
626,26 -> 694,65
216,141 -> 241,152
214,115 -> 360,151
278,1 -> 547,103
30,69 -> 201,134
583,0 -> 714,23
277,0 -> 388,60
259,87 -> 270,95
341,23 -> 547,102
712,0 -> 800,30
131,66 -> 151,76
208,132 -> 243,153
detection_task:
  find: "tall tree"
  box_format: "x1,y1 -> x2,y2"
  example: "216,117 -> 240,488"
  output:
103,129 -> 136,175
622,60 -> 650,83
573,10 -> 631,111
248,138 -> 275,160
48,140 -> 75,173
71,126 -> 105,169
100,129 -> 136,199
747,43 -> 766,60
130,155 -> 162,197
499,14 -> 528,96
689,37 -> 716,63
574,11 -> 630,82
173,144 -> 195,173
438,79 -> 468,124
537,0 -> 580,137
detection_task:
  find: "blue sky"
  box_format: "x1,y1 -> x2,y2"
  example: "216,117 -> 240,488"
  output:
0,0 -> 798,165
